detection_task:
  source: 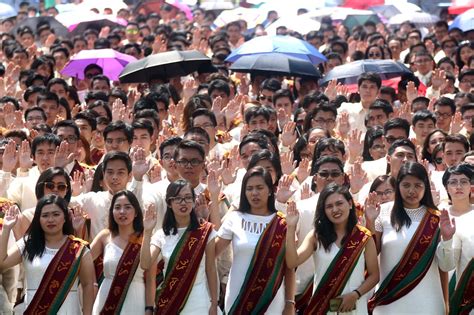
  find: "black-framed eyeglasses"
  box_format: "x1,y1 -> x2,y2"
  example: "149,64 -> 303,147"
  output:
317,171 -> 342,179
43,182 -> 68,192
59,135 -> 78,144
375,189 -> 394,197
259,95 -> 273,102
169,196 -> 194,204
175,159 -> 203,167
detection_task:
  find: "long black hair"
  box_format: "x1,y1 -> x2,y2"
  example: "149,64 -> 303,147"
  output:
163,180 -> 199,236
391,162 -> 437,232
108,190 -> 144,236
23,195 -> 74,262
314,183 -> 358,251
238,166 -> 277,214
421,129 -> 447,163
35,167 -> 72,203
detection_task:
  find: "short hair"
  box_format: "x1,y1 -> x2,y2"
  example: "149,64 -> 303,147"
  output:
88,100 -> 112,121
52,120 -> 80,139
73,111 -> 97,130
174,139 -> 205,161
208,79 -> 230,97
244,106 -> 270,124
311,155 -> 344,176
239,134 -> 269,155
460,104 -> 474,116
313,137 -> 345,160
102,151 -> 132,174
412,109 -> 436,126
369,99 -> 394,116
437,56 -> 455,69
132,119 -> 154,137
379,86 -> 397,102
362,126 -> 384,161
103,121 -> 133,144
91,74 -> 111,89
51,47 -> 69,59
37,91 -> 59,106
0,96 -> 20,110
383,118 -> 410,138
191,108 -> 217,127
443,134 -> 469,152
260,78 -> 281,92
300,91 -> 329,110
387,139 -> 417,156
24,106 -> 47,121
442,163 -> 473,190
46,78 -> 68,93
31,134 -> 61,156
134,109 -> 160,131
358,72 -> 382,89
184,127 -> 210,144
434,97 -> 455,114
159,136 -> 182,159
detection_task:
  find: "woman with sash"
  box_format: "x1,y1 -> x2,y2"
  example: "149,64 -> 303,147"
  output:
365,162 -> 453,314
286,183 -> 379,314
437,163 -> 473,315
140,179 -> 218,315
90,190 -> 156,314
215,166 -> 295,315
0,194 -> 95,314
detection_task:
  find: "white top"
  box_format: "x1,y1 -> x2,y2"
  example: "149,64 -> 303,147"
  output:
70,191 -> 113,239
16,237 -> 83,314
92,241 -> 146,315
4,166 -> 40,211
217,211 -> 285,314
151,227 -> 216,314
337,102 -> 368,134
374,203 -> 445,315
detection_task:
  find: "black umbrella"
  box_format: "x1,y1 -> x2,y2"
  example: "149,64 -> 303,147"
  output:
119,50 -> 213,83
229,53 -> 321,78
70,18 -> 125,37
320,59 -> 412,85
11,16 -> 69,38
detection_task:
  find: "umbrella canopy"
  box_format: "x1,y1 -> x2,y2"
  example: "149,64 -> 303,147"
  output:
229,53 -> 321,78
213,7 -> 265,28
119,50 -> 212,83
12,16 -> 69,38
369,3 -> 422,19
449,0 -> 474,14
265,16 -> 321,36
302,8 -> 374,22
0,3 -> 16,19
200,1 -> 234,10
226,35 -> 327,65
389,11 -> 439,27
321,60 -> 412,85
343,14 -> 381,30
61,49 -> 136,80
56,12 -> 127,35
77,0 -> 128,15
450,8 -> 474,32
341,0 -> 383,10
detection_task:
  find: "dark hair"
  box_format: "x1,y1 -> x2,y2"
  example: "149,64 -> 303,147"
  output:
303,103 -> 337,133
363,126 -> 385,161
357,72 -> 382,89
434,96 -> 455,114
31,133 -> 61,156
442,163 -> 473,199
443,134 -> 470,153
369,99 -> 394,117
74,110 -> 97,130
369,175 -> 396,193
174,139 -> 205,161
273,89 -> 294,105
102,151 -> 132,174
191,108 -> 217,128
0,96 -> 20,110
37,91 -> 59,107
46,78 -> 68,94
24,106 -> 46,122
90,75 -> 111,90
391,162 -> 437,231
456,41 -> 474,69
260,78 -> 281,92
35,167 -> 72,202
238,134 -> 269,155
108,190 -> 144,236
208,79 -> 230,97
23,195 -> 74,262
412,109 -> 436,126
132,118 -> 154,137
383,118 -> 410,138
421,129 -> 448,163
365,44 -> 385,59
52,119 -> 80,139
387,138 -> 417,157
163,179 -> 199,235
313,137 -> 345,161
159,136 -> 182,159
244,106 -> 270,124
300,91 -> 329,110
238,166 -> 277,214
103,121 -> 133,144
247,149 -> 283,188
314,183 -> 358,251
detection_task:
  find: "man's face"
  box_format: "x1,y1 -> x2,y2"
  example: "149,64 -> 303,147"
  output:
274,96 -> 293,117
132,129 -> 152,156
248,115 -> 269,131
325,57 -> 342,72
20,33 -> 34,47
387,146 -> 416,176
103,159 -> 131,194
49,83 -> 67,100
39,29 -> 52,45
412,101 -> 428,113
75,119 -> 93,143
56,126 -> 78,156
407,32 -> 421,46
25,110 -> 46,129
434,26 -> 448,42
384,128 -> 408,149
38,100 -> 59,126
74,40 -> 86,54
413,119 -> 435,143
438,62 -> 455,76
314,162 -> 345,193
227,25 -> 241,42
184,134 -> 210,156
312,111 -> 336,132
414,55 -> 433,75
367,109 -> 388,128
12,52 -> 28,69
358,80 -> 379,104
210,89 -> 229,106
53,52 -> 68,70
92,79 -> 110,93
175,148 -> 205,185
459,75 -> 474,93
442,41 -> 457,57
434,105 -> 453,130
33,142 -> 57,172
192,115 -> 216,142
444,142 -> 467,167
462,109 -> 474,133
105,130 -> 130,153
388,40 -> 401,57
160,145 -> 178,177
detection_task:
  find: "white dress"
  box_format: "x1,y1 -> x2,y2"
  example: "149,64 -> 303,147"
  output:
217,211 -> 285,315
374,203 -> 444,315
312,244 -> 368,315
151,227 -> 217,314
92,241 -> 146,315
16,238 -> 82,314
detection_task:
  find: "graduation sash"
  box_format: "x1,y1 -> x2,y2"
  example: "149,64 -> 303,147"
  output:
450,258 -> 474,315
155,222 -> 214,314
304,225 -> 372,315
227,212 -> 287,315
295,278 -> 313,313
99,234 -> 143,315
368,208 -> 440,313
24,235 -> 87,315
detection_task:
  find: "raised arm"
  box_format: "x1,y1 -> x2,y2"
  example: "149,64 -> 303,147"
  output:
285,202 -> 315,269
205,237 -> 219,314
0,206 -> 22,271
78,250 -> 96,315
140,204 -> 161,270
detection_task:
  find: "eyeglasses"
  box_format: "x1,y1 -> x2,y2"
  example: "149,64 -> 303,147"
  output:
26,116 -> 45,122
375,189 -> 394,197
385,136 -> 405,144
175,159 -> 203,167
59,135 -> 78,144
43,182 -> 68,192
317,170 -> 342,179
371,144 -> 385,151
161,154 -> 173,161
126,29 -> 139,34
463,115 -> 474,121
368,52 -> 382,57
169,196 -> 194,204
105,138 -> 128,145
435,111 -> 452,119
434,157 -> 444,164
313,118 -> 336,125
447,179 -> 471,187
259,95 -> 273,102
460,80 -> 473,86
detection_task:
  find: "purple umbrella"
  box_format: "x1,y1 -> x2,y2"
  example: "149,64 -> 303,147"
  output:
61,49 -> 137,81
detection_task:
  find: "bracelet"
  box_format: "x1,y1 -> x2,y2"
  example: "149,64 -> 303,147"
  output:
285,299 -> 296,305
353,289 -> 362,299
92,283 -> 98,287
145,306 -> 155,312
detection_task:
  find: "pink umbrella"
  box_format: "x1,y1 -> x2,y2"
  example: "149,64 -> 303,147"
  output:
61,49 -> 137,81
167,0 -> 193,20
56,11 -> 127,34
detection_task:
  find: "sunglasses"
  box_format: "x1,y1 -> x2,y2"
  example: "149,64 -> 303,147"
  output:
85,72 -> 101,79
317,171 -> 342,179
368,52 -> 381,57
43,182 -> 68,192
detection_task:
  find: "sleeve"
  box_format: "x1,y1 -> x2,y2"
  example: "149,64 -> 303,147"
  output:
436,238 -> 456,272
375,215 -> 383,233
15,238 -> 26,255
207,229 -> 217,244
0,171 -> 13,198
150,229 -> 164,249
6,177 -> 24,208
217,212 -> 235,240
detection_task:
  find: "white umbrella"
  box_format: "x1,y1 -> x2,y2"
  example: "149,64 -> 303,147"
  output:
302,7 -> 374,22
213,7 -> 266,28
265,16 -> 321,35
256,0 -> 322,18
78,0 -> 128,15
389,11 -> 439,26
200,1 -> 234,11
0,3 -> 16,19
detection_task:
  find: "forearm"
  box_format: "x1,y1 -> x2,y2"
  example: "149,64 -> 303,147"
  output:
284,267 -> 296,300
140,232 -> 153,270
0,229 -> 11,270
81,283 -> 95,315
285,227 -> 299,269
145,265 -> 157,307
436,239 -> 455,272
208,197 -> 221,230
206,259 -> 219,305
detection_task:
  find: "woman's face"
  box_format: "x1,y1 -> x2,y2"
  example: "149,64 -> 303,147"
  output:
368,47 -> 383,60
43,175 -> 69,199
434,151 -> 446,171
369,137 -> 386,160
112,195 -> 136,227
169,186 -> 194,219
255,160 -> 277,185
399,175 -> 426,208
245,175 -> 270,210
37,63 -> 51,78
314,162 -> 345,193
40,203 -> 66,235
57,105 -> 68,120
324,192 -> 351,225
428,132 -> 446,153
374,181 -> 395,204
446,174 -> 471,202
460,46 -> 473,64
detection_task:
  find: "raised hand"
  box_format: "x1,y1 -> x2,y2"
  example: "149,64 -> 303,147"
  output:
112,98 -> 126,122
71,171 -> 85,196
347,129 -> 363,164
219,158 -> 236,185
281,151 -> 296,176
223,96 -> 242,130
395,101 -> 412,123
450,112 -> 463,134
148,164 -> 162,184
439,209 -> 456,241
337,112 -> 350,138
276,175 -> 296,203
3,205 -> 20,230
132,147 -> 150,181
406,81 -> 418,104
281,121 -> 297,148
18,139 -> 33,170
84,168 -> 94,193
70,205 -> 88,232
431,69 -> 447,91
54,141 -> 74,168
296,158 -> 311,184
194,193 -> 209,220
300,183 -> 311,200
143,203 -> 157,233
364,191 -> 380,224
349,160 -> 368,194
211,96 -> 225,128
207,169 -> 222,199
324,79 -> 338,101
286,201 -> 299,228
1,140 -> 18,173
182,78 -> 197,102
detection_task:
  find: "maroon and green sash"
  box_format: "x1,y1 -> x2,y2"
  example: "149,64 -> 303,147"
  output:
304,225 -> 372,315
450,258 -> 474,315
227,212 -> 287,315
368,208 -> 440,313
94,254 -> 104,286
155,221 -> 214,314
24,235 -> 87,315
295,278 -> 313,312
99,234 -> 143,315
